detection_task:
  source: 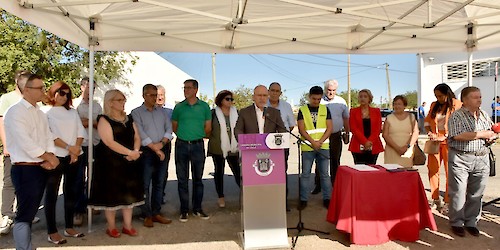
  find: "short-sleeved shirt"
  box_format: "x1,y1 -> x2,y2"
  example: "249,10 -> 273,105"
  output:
172,98 -> 211,141
297,105 -> 332,127
320,95 -> 349,133
0,91 -> 22,116
77,99 -> 102,146
491,102 -> 500,117
418,106 -> 426,119
267,99 -> 296,130
448,107 -> 493,152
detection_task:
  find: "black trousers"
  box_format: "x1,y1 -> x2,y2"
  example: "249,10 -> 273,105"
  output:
212,154 -> 241,198
315,132 -> 342,187
352,151 -> 379,165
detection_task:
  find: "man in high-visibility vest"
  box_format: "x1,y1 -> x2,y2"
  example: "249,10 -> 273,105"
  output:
297,86 -> 333,210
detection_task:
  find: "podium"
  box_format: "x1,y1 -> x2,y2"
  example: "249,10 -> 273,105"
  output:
239,133 -> 290,249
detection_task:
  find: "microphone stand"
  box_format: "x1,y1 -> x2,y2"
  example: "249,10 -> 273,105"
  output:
263,110 -> 329,249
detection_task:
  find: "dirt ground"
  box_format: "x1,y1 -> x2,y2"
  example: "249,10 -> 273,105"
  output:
0,137 -> 499,250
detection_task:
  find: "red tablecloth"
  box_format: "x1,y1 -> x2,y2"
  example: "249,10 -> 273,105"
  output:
326,166 -> 437,245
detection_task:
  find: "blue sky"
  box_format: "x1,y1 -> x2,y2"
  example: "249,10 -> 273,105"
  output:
158,53 -> 418,106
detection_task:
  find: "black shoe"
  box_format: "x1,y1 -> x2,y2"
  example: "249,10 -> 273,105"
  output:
298,201 -> 308,210
465,226 -> 480,237
323,199 -> 330,209
451,226 -> 465,237
311,186 -> 321,195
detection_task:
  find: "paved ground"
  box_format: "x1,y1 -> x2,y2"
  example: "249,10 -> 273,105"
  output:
0,136 -> 499,249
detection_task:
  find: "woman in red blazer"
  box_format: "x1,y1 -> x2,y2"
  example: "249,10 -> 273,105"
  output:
348,89 -> 384,164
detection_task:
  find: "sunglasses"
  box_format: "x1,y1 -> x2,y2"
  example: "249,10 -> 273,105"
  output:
225,97 -> 234,101
57,89 -> 71,97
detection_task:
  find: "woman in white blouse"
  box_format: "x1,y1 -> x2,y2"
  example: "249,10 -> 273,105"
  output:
42,81 -> 87,244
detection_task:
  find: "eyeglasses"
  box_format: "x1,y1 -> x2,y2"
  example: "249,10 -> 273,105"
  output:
224,97 -> 234,101
57,89 -> 71,98
327,88 -> 336,92
25,85 -> 45,91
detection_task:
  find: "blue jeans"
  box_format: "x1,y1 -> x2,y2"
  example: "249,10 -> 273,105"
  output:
74,147 -> 91,214
301,150 -> 331,201
141,146 -> 169,217
175,140 -> 206,213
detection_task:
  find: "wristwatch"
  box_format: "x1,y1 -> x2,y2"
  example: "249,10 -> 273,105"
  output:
407,144 -> 411,148
161,141 -> 166,147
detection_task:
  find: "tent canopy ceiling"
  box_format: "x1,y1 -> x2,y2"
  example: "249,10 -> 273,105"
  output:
3,0 -> 500,54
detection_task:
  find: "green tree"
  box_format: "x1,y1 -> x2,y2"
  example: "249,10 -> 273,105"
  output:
339,89 -> 360,107
299,91 -> 308,106
199,93 -> 214,107
232,85 -> 253,110
403,90 -> 418,109
0,10 -> 135,95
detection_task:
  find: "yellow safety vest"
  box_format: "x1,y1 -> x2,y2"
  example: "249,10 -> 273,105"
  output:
300,105 -> 329,151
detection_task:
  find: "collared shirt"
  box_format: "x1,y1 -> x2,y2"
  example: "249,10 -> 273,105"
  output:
131,103 -> 173,146
320,95 -> 349,133
0,91 -> 22,116
448,107 -> 493,152
255,104 -> 265,134
418,105 -> 426,119
43,106 -> 87,157
77,99 -> 102,146
4,98 -> 56,163
267,99 -> 296,130
172,98 -> 211,141
491,101 -> 500,117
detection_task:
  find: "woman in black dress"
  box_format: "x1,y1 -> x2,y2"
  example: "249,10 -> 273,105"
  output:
88,89 -> 144,238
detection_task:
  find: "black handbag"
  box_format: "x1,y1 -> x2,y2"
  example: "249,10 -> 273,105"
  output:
489,147 -> 496,177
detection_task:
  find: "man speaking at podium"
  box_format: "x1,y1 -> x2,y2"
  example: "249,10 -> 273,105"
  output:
235,85 -> 286,137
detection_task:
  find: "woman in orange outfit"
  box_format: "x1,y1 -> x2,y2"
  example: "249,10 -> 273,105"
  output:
424,83 -> 461,214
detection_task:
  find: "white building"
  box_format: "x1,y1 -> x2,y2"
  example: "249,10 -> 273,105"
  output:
94,51 -> 192,113
418,48 -> 500,114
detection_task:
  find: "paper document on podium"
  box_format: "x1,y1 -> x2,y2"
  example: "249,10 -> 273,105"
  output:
378,164 -> 403,170
346,164 -> 379,171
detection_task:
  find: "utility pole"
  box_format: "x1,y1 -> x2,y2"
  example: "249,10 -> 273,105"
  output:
212,53 -> 217,105
385,63 -> 392,109
347,54 -> 351,109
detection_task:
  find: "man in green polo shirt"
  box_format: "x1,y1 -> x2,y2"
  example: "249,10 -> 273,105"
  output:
172,79 -> 212,222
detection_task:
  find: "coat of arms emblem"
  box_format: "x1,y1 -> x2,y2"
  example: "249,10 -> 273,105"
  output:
253,152 -> 274,176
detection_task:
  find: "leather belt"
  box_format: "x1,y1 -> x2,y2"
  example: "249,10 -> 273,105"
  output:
177,138 -> 204,144
452,148 -> 489,156
14,162 -> 44,166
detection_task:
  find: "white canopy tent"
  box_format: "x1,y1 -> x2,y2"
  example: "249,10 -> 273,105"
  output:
3,0 -> 500,54
3,0 -> 500,231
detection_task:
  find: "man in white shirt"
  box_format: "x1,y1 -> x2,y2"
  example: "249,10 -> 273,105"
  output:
4,74 -> 59,250
312,79 -> 350,194
74,77 -> 102,225
0,71 -> 30,235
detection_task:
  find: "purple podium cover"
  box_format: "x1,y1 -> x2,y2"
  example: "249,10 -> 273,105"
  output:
239,134 -> 286,186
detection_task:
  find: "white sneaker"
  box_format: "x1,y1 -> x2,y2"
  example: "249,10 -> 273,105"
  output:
0,216 -> 13,235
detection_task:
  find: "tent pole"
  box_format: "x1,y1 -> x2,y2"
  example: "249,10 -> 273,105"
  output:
212,53 -> 217,105
347,54 -> 351,109
87,47 -> 95,233
87,18 -> 96,232
467,51 -> 473,86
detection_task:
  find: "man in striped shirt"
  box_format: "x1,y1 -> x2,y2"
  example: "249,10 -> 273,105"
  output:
447,86 -> 496,237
